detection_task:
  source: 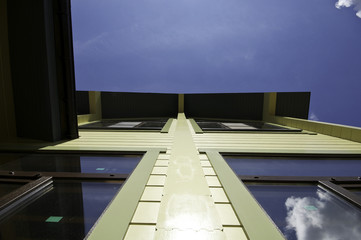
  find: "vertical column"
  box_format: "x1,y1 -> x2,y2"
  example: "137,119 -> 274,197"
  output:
263,92 -> 277,121
89,91 -> 102,120
154,113 -> 225,239
178,94 -> 184,113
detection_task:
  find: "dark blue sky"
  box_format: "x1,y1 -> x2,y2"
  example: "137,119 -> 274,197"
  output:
71,0 -> 361,127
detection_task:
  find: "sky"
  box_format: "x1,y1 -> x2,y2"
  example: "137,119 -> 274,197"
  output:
71,0 -> 361,127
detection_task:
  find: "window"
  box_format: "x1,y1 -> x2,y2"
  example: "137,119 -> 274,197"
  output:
0,152 -> 143,239
246,184 -> 361,240
193,119 -> 301,132
0,153 -> 142,175
0,180 -> 122,239
0,176 -> 52,221
224,156 -> 361,177
220,154 -> 361,240
79,119 -> 169,131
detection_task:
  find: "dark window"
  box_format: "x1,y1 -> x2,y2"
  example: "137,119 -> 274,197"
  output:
0,154 -> 142,174
0,152 -> 143,239
196,122 -> 229,130
136,121 -> 167,128
224,156 -> 361,177
195,119 -> 301,132
79,119 -> 167,130
0,180 -> 121,240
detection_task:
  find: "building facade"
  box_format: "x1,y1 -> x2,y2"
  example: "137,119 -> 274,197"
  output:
1,90 -> 361,239
1,0 -> 361,239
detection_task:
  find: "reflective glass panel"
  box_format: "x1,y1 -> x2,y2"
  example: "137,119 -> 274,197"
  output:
136,121 -> 167,128
0,154 -> 142,174
0,181 -> 121,239
195,119 -> 299,131
222,122 -> 258,130
79,119 -> 167,130
224,156 -> 361,176
246,184 -> 361,240
196,122 -> 228,130
108,122 -> 141,128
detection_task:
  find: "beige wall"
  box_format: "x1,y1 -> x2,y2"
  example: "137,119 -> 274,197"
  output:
263,92 -> 361,143
77,91 -> 102,125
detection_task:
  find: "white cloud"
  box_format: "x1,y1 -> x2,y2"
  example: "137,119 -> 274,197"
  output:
73,32 -> 111,57
309,112 -> 319,121
285,190 -> 361,240
335,0 -> 361,18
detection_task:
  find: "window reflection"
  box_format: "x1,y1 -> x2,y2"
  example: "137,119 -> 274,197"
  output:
247,185 -> 361,240
79,119 -> 167,130
0,154 -> 142,174
0,181 -> 121,240
81,182 -> 121,233
224,157 -> 361,177
195,119 -> 299,131
80,156 -> 140,174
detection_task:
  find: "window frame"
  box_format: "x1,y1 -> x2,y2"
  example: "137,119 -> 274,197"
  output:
0,148 -> 164,240
189,118 -> 303,134
78,118 -> 174,133
0,151 -> 145,180
221,153 -> 361,208
0,176 -> 52,218
204,150 -> 361,240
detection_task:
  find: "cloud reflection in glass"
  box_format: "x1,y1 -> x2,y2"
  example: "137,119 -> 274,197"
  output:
247,185 -> 361,240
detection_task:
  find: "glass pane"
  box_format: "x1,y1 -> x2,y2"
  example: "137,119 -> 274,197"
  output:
222,121 -> 268,130
108,122 -> 141,128
136,121 -> 167,128
195,119 -> 299,131
79,121 -> 110,128
224,156 -> 361,177
79,119 -> 166,130
0,182 -> 25,197
196,122 -> 228,130
247,184 -> 361,240
222,122 -> 258,130
0,181 -> 121,239
0,154 -> 142,174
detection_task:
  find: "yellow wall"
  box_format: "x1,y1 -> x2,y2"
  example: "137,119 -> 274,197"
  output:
269,115 -> 361,144
192,131 -> 361,154
45,114 -> 361,239
77,91 -> 102,125
263,92 -> 361,144
2,113 -> 361,239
